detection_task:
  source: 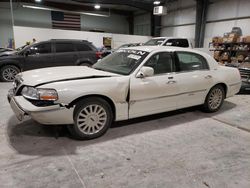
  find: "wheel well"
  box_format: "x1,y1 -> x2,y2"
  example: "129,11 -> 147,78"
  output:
0,63 -> 21,71
213,83 -> 228,96
67,94 -> 116,119
77,61 -> 92,66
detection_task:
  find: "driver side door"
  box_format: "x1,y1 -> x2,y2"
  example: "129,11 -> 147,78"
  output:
129,52 -> 179,118
23,42 -> 54,71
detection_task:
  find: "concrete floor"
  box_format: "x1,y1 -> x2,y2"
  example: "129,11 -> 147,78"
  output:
0,82 -> 250,188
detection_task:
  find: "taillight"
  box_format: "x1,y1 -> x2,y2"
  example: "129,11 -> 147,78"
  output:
96,51 -> 102,59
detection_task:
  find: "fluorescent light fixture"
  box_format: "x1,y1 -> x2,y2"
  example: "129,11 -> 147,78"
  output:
94,4 -> 101,9
35,0 -> 42,2
22,4 -> 109,17
153,1 -> 161,5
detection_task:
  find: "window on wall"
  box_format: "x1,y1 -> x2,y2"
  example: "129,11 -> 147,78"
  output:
176,52 -> 209,71
144,52 -> 175,75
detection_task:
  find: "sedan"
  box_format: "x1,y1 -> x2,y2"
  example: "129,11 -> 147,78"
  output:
8,46 -> 241,139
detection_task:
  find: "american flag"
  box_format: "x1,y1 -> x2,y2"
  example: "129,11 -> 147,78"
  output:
51,11 -> 81,30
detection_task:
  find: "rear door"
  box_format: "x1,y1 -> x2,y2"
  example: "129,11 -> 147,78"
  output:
173,51 -> 214,108
53,42 -> 78,66
23,42 -> 53,70
76,42 -> 97,65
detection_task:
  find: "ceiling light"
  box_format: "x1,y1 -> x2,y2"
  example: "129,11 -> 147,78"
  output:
35,0 -> 42,2
153,1 -> 161,5
23,4 -> 109,17
94,4 -> 101,9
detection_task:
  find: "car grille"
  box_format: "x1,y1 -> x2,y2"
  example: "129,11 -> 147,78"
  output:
239,68 -> 250,82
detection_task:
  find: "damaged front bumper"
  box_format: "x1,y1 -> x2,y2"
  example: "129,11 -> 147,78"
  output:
8,89 -> 74,125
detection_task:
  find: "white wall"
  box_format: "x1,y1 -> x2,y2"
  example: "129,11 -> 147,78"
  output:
161,0 -> 250,47
13,26 -> 151,49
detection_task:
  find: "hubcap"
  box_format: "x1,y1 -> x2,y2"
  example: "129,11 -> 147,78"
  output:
76,104 -> 107,135
2,67 -> 18,81
208,88 -> 223,110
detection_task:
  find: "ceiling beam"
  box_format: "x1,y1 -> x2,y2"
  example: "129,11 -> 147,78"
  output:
73,0 -> 153,11
18,0 -> 134,16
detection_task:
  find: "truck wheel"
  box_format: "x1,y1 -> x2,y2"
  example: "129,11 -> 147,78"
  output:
0,65 -> 20,82
68,97 -> 113,140
203,85 -> 225,112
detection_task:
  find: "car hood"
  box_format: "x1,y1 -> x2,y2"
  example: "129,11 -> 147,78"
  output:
19,66 -> 119,86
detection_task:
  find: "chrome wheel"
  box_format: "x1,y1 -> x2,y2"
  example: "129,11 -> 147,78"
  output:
2,67 -> 18,81
76,104 -> 107,135
208,88 -> 223,110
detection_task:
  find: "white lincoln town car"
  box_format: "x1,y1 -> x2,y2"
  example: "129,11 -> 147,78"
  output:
8,46 -> 241,139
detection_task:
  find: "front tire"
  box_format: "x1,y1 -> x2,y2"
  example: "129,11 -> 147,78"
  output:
0,65 -> 20,82
203,85 -> 225,112
68,97 -> 113,140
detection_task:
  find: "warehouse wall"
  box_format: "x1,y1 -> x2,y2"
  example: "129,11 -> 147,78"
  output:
161,0 -> 196,40
134,12 -> 151,36
13,26 -> 151,49
161,0 -> 250,48
204,0 -> 250,47
0,5 -> 13,48
81,14 -> 129,34
0,2 -> 130,47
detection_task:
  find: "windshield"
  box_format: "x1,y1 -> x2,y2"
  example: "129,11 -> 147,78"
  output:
144,38 -> 166,46
93,49 -> 149,75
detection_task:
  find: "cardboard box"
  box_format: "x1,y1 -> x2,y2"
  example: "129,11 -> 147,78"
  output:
243,36 -> 250,43
237,54 -> 245,62
213,51 -> 221,61
220,52 -> 230,61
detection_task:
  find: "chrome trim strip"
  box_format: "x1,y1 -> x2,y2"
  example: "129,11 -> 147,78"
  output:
131,89 -> 207,103
229,82 -> 241,87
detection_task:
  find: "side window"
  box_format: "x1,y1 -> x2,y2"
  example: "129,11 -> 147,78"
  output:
76,43 -> 92,51
176,52 -> 209,71
164,39 -> 189,48
55,43 -> 75,53
144,52 -> 175,75
30,43 -> 51,54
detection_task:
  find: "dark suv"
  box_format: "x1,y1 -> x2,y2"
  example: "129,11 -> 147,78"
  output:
0,39 -> 101,81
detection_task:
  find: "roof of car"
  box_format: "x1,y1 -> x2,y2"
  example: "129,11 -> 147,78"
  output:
150,37 -> 189,40
50,39 -> 89,42
123,46 -> 212,59
123,46 -> 191,53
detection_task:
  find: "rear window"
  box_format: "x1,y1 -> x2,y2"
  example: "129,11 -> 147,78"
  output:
164,39 -> 189,48
144,39 -> 165,46
76,43 -> 92,51
55,43 -> 75,53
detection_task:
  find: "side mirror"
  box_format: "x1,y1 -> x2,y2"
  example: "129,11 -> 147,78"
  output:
136,66 -> 154,78
24,50 -> 30,57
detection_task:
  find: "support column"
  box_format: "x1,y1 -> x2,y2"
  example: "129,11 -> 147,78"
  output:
195,0 -> 208,48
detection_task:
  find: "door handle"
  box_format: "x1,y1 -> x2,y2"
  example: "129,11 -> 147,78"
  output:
205,75 -> 212,79
167,80 -> 177,84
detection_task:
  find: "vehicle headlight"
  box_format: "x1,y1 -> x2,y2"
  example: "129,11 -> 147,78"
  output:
21,86 -> 58,101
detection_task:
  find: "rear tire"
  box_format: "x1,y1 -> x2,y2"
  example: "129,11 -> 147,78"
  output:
203,85 -> 225,112
68,97 -> 113,140
0,65 -> 20,82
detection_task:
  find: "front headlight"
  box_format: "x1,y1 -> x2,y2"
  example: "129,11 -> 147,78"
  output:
21,86 -> 58,101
